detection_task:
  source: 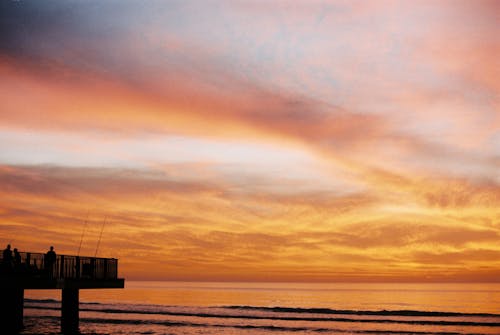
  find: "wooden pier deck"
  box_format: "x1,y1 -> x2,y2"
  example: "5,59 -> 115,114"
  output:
0,251 -> 125,333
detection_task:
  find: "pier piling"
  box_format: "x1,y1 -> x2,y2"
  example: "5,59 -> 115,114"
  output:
0,287 -> 24,332
62,288 -> 79,333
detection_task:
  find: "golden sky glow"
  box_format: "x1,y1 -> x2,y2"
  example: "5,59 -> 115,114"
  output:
0,0 -> 499,282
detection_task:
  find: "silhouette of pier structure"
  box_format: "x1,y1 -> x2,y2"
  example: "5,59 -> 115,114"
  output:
0,251 -> 125,333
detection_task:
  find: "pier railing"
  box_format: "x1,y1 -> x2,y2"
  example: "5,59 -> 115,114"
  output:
1,252 -> 118,280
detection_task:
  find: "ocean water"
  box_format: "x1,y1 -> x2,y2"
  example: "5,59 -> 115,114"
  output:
21,281 -> 500,335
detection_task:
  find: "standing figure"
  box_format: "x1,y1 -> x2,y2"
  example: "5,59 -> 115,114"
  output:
44,246 -> 56,279
13,248 -> 21,270
2,244 -> 13,272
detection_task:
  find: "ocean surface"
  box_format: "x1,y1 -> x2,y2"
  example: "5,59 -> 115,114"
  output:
21,281 -> 500,335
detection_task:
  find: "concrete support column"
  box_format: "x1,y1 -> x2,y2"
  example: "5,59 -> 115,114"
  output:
0,288 -> 24,333
61,288 -> 79,334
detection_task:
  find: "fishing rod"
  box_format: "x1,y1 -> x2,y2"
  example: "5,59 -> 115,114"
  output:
94,215 -> 107,258
77,211 -> 90,256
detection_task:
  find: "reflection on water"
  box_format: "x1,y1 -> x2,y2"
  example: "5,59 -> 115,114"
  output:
22,282 -> 500,335
28,281 -> 500,313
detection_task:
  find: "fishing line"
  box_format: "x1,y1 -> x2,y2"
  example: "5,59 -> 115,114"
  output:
94,215 -> 107,257
77,211 -> 90,256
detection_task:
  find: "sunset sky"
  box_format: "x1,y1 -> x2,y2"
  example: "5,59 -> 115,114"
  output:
0,0 -> 499,282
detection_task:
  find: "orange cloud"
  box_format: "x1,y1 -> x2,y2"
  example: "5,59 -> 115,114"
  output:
1,164 -> 498,282
1,1 -> 498,282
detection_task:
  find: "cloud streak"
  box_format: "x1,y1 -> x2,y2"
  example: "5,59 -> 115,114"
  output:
0,164 -> 498,281
0,0 -> 498,281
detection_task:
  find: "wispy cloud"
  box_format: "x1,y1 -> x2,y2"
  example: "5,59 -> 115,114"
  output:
0,0 -> 498,281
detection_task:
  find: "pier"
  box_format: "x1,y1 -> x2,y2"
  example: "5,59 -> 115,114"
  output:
0,251 -> 125,333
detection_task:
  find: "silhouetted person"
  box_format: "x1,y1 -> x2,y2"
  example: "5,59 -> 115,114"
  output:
44,246 -> 56,278
2,244 -> 13,273
13,248 -> 21,270
2,244 -> 12,261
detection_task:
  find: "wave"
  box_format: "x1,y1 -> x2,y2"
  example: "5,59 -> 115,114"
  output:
24,298 -> 100,305
27,315 -> 486,335
24,298 -> 60,304
24,303 -> 500,328
25,299 -> 500,317
225,305 -> 500,317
